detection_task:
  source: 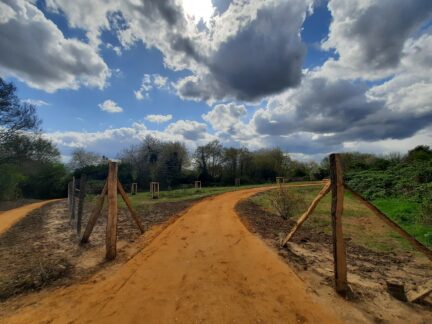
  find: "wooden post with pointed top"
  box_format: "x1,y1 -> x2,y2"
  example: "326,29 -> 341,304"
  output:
330,153 -> 348,295
106,161 -> 118,260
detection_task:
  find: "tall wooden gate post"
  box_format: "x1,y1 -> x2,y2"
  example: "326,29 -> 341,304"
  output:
106,161 -> 118,260
329,153 -> 349,295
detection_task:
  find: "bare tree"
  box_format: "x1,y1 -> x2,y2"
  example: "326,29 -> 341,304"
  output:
68,148 -> 102,170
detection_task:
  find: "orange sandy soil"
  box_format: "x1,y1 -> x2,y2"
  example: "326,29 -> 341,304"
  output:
0,186 -> 371,323
0,200 -> 61,235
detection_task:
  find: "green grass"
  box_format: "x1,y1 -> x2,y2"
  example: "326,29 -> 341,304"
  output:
250,186 -> 432,252
86,183 -> 274,210
373,198 -> 432,248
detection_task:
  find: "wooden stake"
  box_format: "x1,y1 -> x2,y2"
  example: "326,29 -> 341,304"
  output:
330,153 -> 349,295
131,183 -> 138,195
71,176 -> 76,220
106,161 -> 118,260
345,185 -> 432,261
150,182 -> 160,199
80,181 -> 107,243
117,179 -> 145,233
76,175 -> 87,236
407,280 -> 432,303
67,181 -> 72,214
281,181 -> 331,246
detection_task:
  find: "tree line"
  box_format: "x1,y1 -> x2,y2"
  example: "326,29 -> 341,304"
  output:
0,78 -> 67,200
1,77 -> 431,201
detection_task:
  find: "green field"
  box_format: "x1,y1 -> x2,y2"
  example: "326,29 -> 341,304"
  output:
86,183 -> 273,209
250,186 -> 432,251
373,198 -> 432,247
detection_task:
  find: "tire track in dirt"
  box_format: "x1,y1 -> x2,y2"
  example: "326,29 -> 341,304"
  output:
3,185 -> 350,323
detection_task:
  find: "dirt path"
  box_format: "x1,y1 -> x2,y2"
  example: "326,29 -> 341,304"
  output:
0,199 -> 62,235
2,186 -> 359,323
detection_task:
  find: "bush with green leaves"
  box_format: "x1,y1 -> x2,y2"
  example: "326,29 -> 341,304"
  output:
420,197 -> 432,225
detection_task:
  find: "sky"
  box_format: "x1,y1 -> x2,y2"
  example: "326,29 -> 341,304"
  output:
1,0 -> 432,162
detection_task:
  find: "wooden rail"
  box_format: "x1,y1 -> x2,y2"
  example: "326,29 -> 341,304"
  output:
281,181 -> 330,246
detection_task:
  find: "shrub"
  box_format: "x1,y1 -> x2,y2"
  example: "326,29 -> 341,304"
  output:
268,186 -> 305,220
0,164 -> 25,200
420,197 -> 432,225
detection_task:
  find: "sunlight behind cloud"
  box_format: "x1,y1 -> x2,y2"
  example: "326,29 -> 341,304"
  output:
181,0 -> 215,24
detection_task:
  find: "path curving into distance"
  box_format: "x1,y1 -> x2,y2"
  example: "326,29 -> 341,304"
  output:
0,199 -> 62,235
3,185 -> 343,323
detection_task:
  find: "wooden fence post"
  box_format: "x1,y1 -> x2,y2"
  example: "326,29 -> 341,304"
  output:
329,153 -> 349,295
131,183 -> 138,195
70,176 -> 76,221
67,181 -> 72,214
76,175 -> 87,236
106,161 -> 118,260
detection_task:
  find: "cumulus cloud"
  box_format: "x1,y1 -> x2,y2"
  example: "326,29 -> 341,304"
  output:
321,0 -> 432,80
0,0 -> 109,92
176,0 -> 311,102
42,0 -> 312,101
98,100 -> 123,113
45,120 -> 216,158
368,33 -> 432,114
134,74 -> 169,100
145,114 -> 173,123
202,103 -> 246,133
165,120 -> 210,141
252,71 -> 432,146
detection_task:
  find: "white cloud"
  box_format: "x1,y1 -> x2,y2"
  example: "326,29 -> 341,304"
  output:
98,99 -> 123,113
134,74 -> 169,100
145,114 -> 173,123
45,120 -> 216,158
23,99 -> 50,107
165,119 -> 210,141
181,0 -> 215,25
0,0 -> 110,92
202,103 -> 247,133
320,0 -> 432,80
367,33 -> 432,114
41,0 -> 313,101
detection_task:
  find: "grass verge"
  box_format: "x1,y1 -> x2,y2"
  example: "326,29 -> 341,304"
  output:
250,185 -> 432,252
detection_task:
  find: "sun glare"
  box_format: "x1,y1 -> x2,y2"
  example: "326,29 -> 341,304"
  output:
181,0 -> 215,24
